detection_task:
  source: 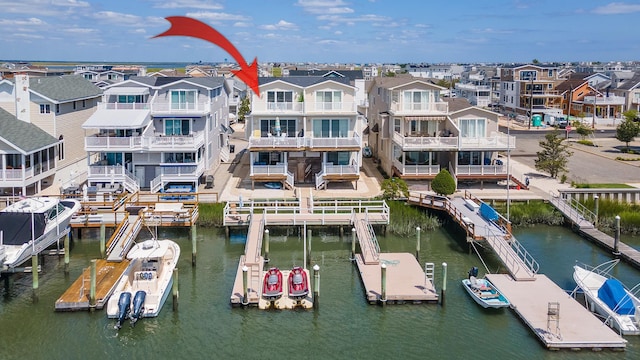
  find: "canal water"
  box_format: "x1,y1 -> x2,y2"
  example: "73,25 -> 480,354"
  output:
1,224 -> 638,359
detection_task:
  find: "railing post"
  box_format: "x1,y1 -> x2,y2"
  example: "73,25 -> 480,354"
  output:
593,195 -> 599,228
415,226 -> 421,261
441,262 -> 448,306
613,215 -> 621,256
242,265 -> 249,306
380,263 -> 387,305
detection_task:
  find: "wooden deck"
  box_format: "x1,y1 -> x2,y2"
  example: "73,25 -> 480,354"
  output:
55,259 -> 130,311
486,274 -> 627,350
356,253 -> 438,304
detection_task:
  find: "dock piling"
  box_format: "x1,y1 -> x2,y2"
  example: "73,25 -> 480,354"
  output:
613,215 -> 620,256
172,268 -> 179,311
242,265 -> 248,306
307,229 -> 312,267
415,226 -> 421,261
89,259 -> 97,310
99,223 -> 106,258
64,233 -> 70,275
264,229 -> 270,263
380,263 -> 387,305
313,264 -> 320,309
350,227 -> 356,262
593,195 -> 599,228
441,262 -> 447,306
31,254 -> 39,302
191,224 -> 197,266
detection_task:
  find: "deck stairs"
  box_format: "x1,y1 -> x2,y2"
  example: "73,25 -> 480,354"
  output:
352,212 -> 380,265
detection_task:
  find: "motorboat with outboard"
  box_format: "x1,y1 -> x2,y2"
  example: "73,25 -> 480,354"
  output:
262,267 -> 283,301
0,197 -> 80,269
462,267 -> 510,309
106,239 -> 180,329
573,260 -> 640,335
288,266 -> 309,300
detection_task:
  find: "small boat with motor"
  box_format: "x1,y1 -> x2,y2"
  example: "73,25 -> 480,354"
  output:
288,266 -> 309,300
462,267 -> 510,309
0,197 -> 80,269
262,267 -> 283,301
106,239 -> 180,329
573,259 -> 640,335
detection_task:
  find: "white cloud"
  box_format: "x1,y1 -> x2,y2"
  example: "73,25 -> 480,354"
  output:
592,2 -> 640,14
317,14 -> 389,23
473,28 -> 514,35
317,39 -> 345,45
92,11 -> 143,26
296,0 -> 353,15
186,11 -> 251,22
52,0 -> 89,6
152,0 -> 223,10
233,22 -> 252,27
334,30 -> 342,35
0,17 -> 46,26
133,28 -> 147,34
13,33 -> 45,39
260,20 -> 298,31
63,27 -> 97,34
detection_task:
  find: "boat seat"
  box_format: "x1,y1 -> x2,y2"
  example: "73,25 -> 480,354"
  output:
268,274 -> 278,285
293,273 -> 303,285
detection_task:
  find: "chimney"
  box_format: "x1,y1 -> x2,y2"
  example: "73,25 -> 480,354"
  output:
15,73 -> 31,123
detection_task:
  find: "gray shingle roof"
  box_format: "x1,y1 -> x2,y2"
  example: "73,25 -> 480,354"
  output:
128,76 -> 225,89
0,108 -> 58,153
28,75 -> 102,102
617,73 -> 640,91
259,76 -> 351,87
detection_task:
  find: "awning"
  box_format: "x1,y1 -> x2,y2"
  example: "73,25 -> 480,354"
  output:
220,124 -> 234,134
82,109 -> 151,129
363,126 -> 370,135
405,116 -> 447,121
104,87 -> 149,96
371,123 -> 379,133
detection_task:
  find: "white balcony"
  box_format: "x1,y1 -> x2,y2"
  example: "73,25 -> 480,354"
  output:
307,101 -> 356,113
392,159 -> 440,176
250,164 -> 287,176
85,132 -> 205,151
455,83 -> 491,91
98,102 -> 150,110
390,101 -> 448,114
251,101 -> 304,113
151,102 -> 211,115
309,134 -> 361,149
323,163 -> 359,176
393,132 -> 458,150
247,136 -> 306,150
459,133 -> 516,150
159,162 -> 204,179
456,164 -> 507,176
583,96 -> 625,106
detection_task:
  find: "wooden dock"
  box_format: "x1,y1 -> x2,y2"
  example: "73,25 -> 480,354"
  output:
356,253 -> 438,304
486,274 -> 627,350
55,259 -> 130,311
579,228 -> 640,269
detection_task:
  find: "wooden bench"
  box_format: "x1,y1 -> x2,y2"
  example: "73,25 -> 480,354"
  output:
464,198 -> 480,212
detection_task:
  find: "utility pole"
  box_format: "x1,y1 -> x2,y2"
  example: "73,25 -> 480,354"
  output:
528,75 -> 533,130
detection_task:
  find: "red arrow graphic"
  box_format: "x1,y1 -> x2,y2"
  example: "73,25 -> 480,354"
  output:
153,16 -> 260,96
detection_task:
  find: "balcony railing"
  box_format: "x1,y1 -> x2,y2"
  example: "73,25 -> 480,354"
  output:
251,101 -> 304,113
309,101 -> 356,112
85,132 -> 205,151
390,101 -> 448,114
248,136 -> 306,149
151,102 -> 211,114
582,96 -> 626,106
456,164 -> 507,176
459,133 -> 516,150
392,159 -> 440,176
98,102 -> 150,110
309,133 -> 361,149
393,132 -> 458,150
323,163 -> 359,176
455,83 -> 491,91
250,164 -> 287,176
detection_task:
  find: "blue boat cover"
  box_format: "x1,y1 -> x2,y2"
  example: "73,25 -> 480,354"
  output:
598,278 -> 635,315
479,203 -> 499,222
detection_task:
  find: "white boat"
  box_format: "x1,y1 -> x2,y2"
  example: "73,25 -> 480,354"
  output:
106,239 -> 180,329
462,276 -> 511,309
573,260 -> 640,336
0,197 -> 81,269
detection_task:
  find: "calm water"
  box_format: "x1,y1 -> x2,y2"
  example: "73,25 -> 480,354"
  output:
1,223 -> 639,359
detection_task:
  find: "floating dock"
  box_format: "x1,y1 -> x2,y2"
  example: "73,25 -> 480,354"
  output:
486,274 -> 627,350
55,259 -> 130,311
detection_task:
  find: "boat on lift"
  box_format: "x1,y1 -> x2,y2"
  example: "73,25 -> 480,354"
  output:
106,239 -> 180,329
0,197 -> 80,269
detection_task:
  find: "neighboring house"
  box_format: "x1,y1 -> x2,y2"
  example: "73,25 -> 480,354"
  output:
228,79 -> 247,123
81,76 -> 231,193
498,64 -> 564,118
245,77 -> 365,190
455,68 -> 493,107
554,73 -> 591,118
612,72 -> 640,112
0,74 -> 102,193
367,76 -> 514,187
0,108 -> 60,196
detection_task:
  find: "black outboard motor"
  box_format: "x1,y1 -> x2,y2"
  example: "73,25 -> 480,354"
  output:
130,291 -> 146,327
468,267 -> 479,279
115,292 -> 132,330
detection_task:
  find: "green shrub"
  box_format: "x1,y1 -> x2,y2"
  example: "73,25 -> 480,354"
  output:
432,169 -> 456,196
576,139 -> 594,146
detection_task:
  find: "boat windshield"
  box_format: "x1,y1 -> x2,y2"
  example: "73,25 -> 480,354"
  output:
46,203 -> 66,221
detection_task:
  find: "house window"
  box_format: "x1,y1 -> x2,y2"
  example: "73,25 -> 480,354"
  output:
327,151 -> 350,165
458,151 -> 482,165
394,118 -> 401,133
266,91 -> 293,110
40,104 -> 51,114
403,90 -> 430,111
548,69 -> 553,77
315,91 -> 342,110
164,119 -> 190,136
256,152 -> 282,165
58,135 -> 65,161
171,90 -> 196,110
55,104 -> 60,113
118,95 -> 144,103
520,71 -> 537,81
84,74 -> 93,80
312,119 -> 348,138
459,119 -> 486,138
82,100 -> 86,108
261,119 -> 296,137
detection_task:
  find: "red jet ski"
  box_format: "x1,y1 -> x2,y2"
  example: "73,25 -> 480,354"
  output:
288,266 -> 309,300
262,267 -> 283,300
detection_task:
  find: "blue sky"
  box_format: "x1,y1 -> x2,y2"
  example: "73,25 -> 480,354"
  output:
1,0 -> 639,64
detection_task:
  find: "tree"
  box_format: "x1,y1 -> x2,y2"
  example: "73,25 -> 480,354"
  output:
575,123 -> 593,140
535,130 -> 573,178
431,169 -> 456,196
237,96 -> 250,123
532,59 -> 540,64
615,116 -> 640,152
380,177 -> 409,200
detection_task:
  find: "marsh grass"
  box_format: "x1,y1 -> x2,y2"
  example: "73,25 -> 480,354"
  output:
387,200 -> 440,236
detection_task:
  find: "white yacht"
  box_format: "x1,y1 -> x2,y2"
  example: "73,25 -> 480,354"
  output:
0,197 -> 81,269
573,260 -> 640,336
106,239 -> 180,329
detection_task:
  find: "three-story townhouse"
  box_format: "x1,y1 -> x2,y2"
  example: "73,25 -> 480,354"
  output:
0,74 -> 102,195
246,77 -> 364,190
82,76 -> 231,193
